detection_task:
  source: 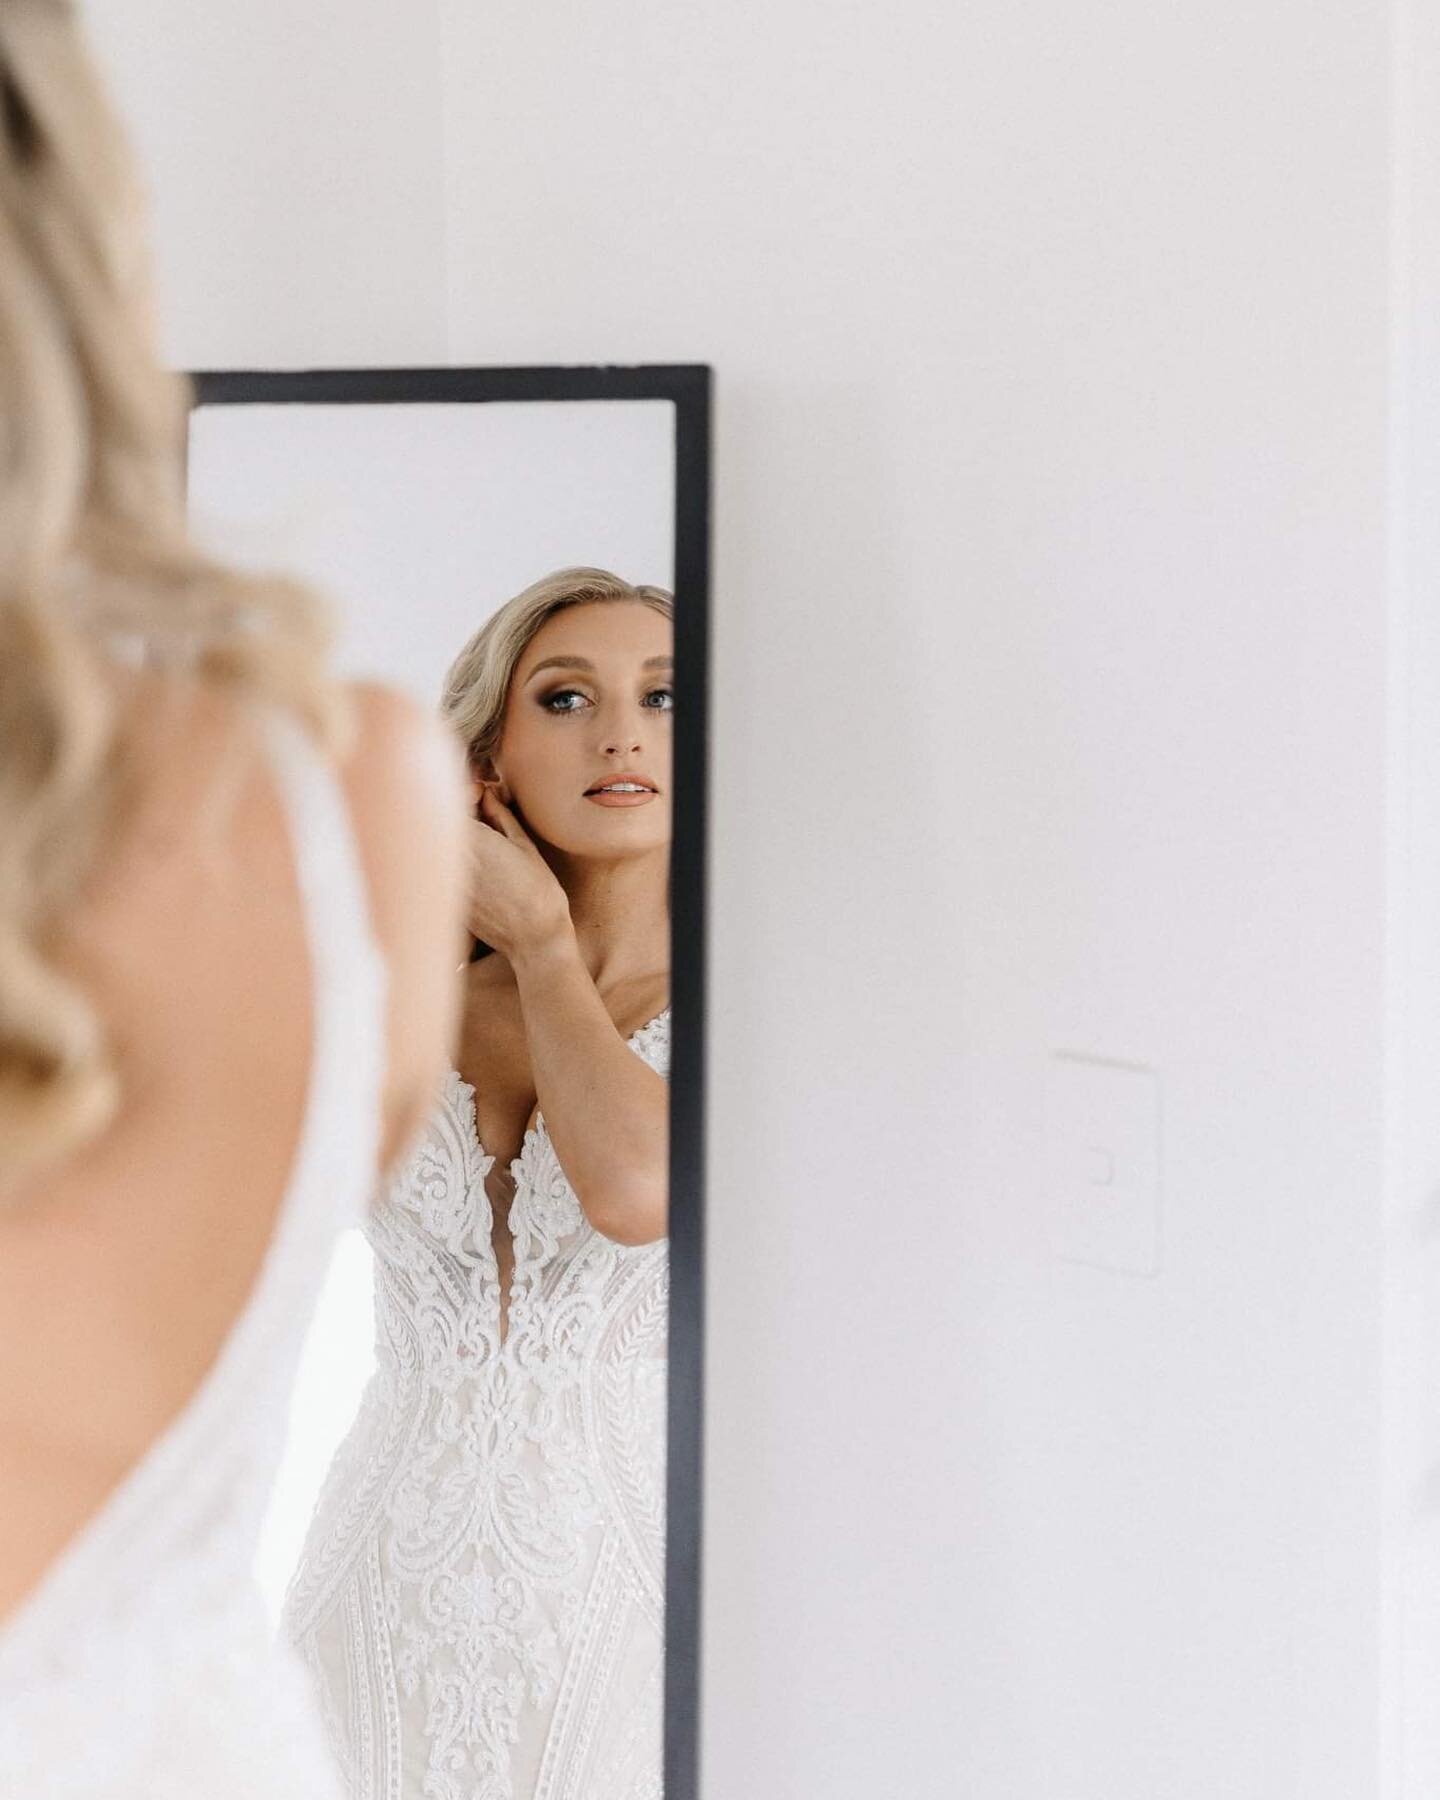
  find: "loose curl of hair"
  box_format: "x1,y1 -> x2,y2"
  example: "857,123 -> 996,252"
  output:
0,2 -> 345,1199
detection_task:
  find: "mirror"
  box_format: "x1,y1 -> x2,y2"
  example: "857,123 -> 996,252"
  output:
186,366 -> 709,1800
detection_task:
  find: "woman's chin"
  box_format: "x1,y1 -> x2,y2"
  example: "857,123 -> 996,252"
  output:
562,831 -> 671,863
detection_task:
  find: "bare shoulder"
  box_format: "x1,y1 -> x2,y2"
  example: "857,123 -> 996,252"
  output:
103,672 -> 466,977
332,680 -> 467,998
334,680 -> 468,944
333,682 -> 469,1170
335,681 -> 465,842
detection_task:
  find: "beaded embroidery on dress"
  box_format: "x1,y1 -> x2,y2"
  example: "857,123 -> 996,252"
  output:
0,706 -> 389,1800
283,1008 -> 670,1800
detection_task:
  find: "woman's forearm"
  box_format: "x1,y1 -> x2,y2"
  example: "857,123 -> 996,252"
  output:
507,925 -> 668,1245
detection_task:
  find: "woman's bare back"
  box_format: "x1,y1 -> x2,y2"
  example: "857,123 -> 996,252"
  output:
0,672 -> 465,1625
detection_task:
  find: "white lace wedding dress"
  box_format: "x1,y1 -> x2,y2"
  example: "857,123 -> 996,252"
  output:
282,1008 -> 671,1800
0,706 -> 388,1800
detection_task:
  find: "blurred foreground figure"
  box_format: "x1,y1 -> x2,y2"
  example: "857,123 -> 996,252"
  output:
0,6 -> 465,1795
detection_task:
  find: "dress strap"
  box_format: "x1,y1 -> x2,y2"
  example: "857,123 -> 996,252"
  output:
255,706 -> 385,1000
253,702 -> 390,1223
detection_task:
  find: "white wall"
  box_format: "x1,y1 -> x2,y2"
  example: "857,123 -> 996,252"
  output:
86,1 -> 1440,1794
87,0 -> 448,369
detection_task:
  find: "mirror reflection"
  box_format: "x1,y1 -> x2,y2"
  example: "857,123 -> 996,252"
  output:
189,397 -> 678,1799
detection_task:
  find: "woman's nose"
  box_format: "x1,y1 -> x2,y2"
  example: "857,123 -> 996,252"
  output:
600,714 -> 646,755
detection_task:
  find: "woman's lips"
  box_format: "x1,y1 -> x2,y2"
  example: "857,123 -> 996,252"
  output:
585,788 -> 658,807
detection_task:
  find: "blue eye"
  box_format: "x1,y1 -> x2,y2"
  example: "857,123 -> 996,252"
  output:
540,686 -> 672,714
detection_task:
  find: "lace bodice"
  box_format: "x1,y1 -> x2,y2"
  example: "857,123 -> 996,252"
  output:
0,706 -> 389,1800
284,1009 -> 670,1800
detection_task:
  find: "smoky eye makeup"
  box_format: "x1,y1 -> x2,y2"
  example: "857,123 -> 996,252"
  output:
538,686 -> 589,713
535,684 -> 675,714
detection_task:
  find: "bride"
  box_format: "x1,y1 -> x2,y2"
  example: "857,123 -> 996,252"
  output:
285,568 -> 675,1800
0,7 -> 465,1795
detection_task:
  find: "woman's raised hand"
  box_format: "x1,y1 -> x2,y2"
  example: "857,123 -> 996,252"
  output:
463,784 -> 572,961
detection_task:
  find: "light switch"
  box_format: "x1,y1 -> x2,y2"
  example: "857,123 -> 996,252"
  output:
1045,1052 -> 1162,1276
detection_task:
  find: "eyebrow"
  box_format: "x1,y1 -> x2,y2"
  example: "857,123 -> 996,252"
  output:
525,654 -> 674,679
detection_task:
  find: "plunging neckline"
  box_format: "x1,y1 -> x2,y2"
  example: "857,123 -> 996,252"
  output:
449,1006 -> 669,1348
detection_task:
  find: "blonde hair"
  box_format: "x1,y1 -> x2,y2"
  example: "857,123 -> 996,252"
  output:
440,566 -> 674,774
0,2 -> 343,1198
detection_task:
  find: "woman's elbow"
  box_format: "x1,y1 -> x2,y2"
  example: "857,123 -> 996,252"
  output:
584,1176 -> 669,1247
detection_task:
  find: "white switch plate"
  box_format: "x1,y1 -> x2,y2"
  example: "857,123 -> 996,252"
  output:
1045,1052 -> 1162,1276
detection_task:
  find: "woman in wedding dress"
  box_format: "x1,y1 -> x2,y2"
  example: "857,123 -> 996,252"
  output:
285,569 -> 674,1800
0,8 -> 466,1796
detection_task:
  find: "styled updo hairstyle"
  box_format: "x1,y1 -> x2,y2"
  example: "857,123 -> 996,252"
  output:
0,2 -> 343,1198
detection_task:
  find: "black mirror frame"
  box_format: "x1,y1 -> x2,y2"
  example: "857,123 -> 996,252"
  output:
186,363 -> 712,1800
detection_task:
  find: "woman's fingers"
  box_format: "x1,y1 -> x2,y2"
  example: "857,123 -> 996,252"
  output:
463,798 -> 570,958
479,786 -> 529,844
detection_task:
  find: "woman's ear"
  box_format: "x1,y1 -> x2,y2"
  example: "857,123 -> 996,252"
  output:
470,755 -> 512,809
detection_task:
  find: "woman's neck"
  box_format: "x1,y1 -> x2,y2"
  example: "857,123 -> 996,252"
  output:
546,844 -> 670,991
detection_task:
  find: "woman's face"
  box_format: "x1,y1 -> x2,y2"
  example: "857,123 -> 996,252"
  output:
482,601 -> 674,858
